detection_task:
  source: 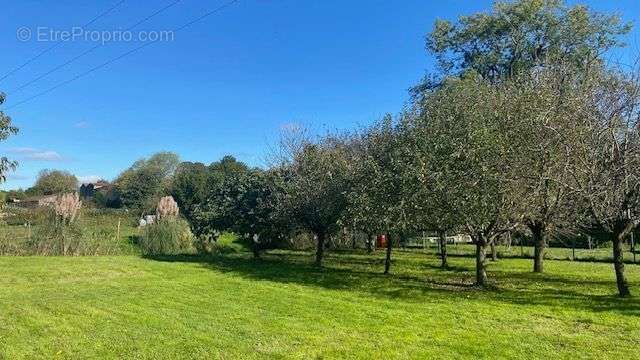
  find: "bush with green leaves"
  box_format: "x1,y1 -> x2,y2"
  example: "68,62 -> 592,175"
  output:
139,217 -> 194,255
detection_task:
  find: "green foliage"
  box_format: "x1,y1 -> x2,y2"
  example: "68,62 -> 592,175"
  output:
280,136 -> 352,237
29,169 -> 77,195
2,206 -> 50,226
346,115 -> 414,235
114,152 -> 180,212
169,161 -> 209,220
215,232 -> 248,253
189,156 -> 251,236
1,189 -> 26,202
139,217 -> 194,255
188,156 -> 288,256
424,0 -> 631,83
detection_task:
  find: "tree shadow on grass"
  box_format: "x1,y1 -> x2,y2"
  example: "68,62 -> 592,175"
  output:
145,251 -> 640,316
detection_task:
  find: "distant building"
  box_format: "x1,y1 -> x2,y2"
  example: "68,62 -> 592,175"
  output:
79,180 -> 112,199
10,195 -> 57,209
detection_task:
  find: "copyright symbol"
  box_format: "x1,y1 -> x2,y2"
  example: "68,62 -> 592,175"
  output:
16,27 -> 31,42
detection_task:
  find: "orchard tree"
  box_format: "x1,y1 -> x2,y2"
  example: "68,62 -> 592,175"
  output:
407,74 -> 516,282
501,63 -> 588,273
279,134 -> 351,266
569,67 -> 640,297
342,132 -> 379,253
348,116 -> 413,274
225,169 -> 289,258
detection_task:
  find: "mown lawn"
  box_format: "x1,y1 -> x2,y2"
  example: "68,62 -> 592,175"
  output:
1,250 -> 639,359
417,242 -> 639,263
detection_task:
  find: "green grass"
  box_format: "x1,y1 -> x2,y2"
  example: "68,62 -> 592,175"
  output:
1,250 -> 639,359
413,242 -> 639,263
0,208 -> 139,255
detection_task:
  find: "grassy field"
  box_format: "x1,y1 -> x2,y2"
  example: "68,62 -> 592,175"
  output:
0,208 -> 139,255
1,249 -> 639,359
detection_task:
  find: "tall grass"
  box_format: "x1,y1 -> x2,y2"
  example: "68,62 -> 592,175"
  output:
0,207 -> 138,255
139,217 -> 194,255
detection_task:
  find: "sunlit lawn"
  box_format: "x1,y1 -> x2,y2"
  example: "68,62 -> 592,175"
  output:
1,250 -> 639,359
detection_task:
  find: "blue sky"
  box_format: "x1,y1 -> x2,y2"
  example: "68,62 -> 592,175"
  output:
0,0 -> 638,189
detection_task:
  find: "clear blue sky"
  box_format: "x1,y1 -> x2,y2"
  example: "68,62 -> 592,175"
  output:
0,0 -> 638,189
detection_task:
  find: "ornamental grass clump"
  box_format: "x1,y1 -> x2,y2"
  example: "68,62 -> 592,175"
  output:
54,192 -> 82,224
140,196 -> 193,255
156,196 -> 179,219
29,192 -> 83,255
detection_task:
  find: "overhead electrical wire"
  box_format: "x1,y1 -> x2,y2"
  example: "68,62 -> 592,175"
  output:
4,0 -> 240,111
8,0 -> 183,95
0,0 -> 126,84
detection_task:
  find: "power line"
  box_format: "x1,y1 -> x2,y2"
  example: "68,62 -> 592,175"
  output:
4,0 -> 240,111
8,0 -> 183,95
0,0 -> 126,84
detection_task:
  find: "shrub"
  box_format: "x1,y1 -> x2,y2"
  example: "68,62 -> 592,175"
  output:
2,207 -> 50,226
216,232 -> 247,253
193,231 -> 219,254
139,217 -> 194,255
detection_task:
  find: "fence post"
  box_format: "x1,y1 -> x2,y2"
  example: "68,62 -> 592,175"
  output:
116,219 -> 121,241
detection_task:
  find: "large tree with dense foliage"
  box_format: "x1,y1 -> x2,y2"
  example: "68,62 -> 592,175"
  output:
30,169 -> 78,195
409,74 -> 517,284
502,64 -> 584,273
189,156 -> 250,238
114,152 -> 179,211
347,115 -> 414,273
422,0 -> 630,86
221,168 -> 288,258
567,67 -> 640,297
278,134 -> 352,266
169,161 -> 209,221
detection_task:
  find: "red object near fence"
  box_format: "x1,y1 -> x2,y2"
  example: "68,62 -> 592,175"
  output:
376,234 -> 387,248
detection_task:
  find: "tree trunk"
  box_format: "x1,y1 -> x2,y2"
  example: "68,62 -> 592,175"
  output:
612,231 -> 631,297
351,230 -> 357,249
384,233 -> 392,274
366,233 -> 373,253
315,231 -> 325,266
529,223 -> 546,273
490,241 -> 497,261
251,234 -> 261,259
438,230 -> 448,269
475,242 -> 488,286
